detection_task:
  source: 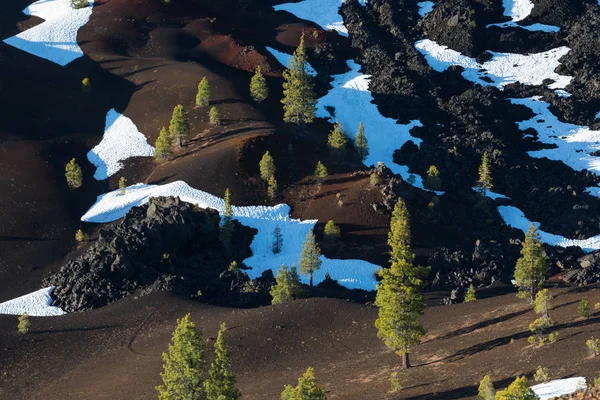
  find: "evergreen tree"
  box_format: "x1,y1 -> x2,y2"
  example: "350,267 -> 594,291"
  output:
156,314 -> 206,400
375,199 -> 428,369
196,77 -> 210,107
169,105 -> 190,147
327,121 -> 348,150
323,220 -> 340,240
155,127 -> 173,160
425,165 -> 441,190
75,229 -> 87,242
65,158 -> 83,189
529,289 -> 553,346
18,312 -> 30,334
250,66 -> 268,103
464,284 -> 477,303
81,77 -> 91,93
272,225 -> 283,254
268,176 -> 278,200
281,34 -> 317,130
578,297 -> 591,320
209,106 -> 221,126
478,375 -> 495,400
119,176 -> 127,195
221,188 -> 234,246
281,367 -> 326,400
259,151 -> 276,181
314,161 -> 328,182
477,152 -> 493,196
270,265 -> 303,305
494,376 -> 538,400
514,223 -> 548,302
354,122 -> 369,162
204,323 -> 240,400
298,230 -> 322,287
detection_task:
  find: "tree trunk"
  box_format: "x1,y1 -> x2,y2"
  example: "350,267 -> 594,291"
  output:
401,353 -> 410,369
309,273 -> 313,288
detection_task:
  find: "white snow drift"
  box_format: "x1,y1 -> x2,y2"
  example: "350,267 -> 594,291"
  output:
417,1 -> 435,18
266,47 -> 317,76
273,0 -> 365,37
0,287 -> 65,317
87,109 -> 155,180
3,0 -> 93,66
415,39 -> 572,90
531,377 -> 586,400
81,181 -> 380,291
487,0 -> 559,32
511,97 -> 600,175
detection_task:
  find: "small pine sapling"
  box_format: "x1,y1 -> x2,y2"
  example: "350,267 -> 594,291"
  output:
119,176 -> 127,195
250,66 -> 268,103
533,366 -> 549,383
18,312 -> 31,334
65,158 -> 83,189
209,106 -> 221,126
464,284 -> 476,302
477,375 -> 495,400
267,176 -> 278,200
196,77 -> 210,107
81,77 -> 91,93
388,371 -> 402,393
259,151 -> 276,182
323,220 -> 340,241
586,337 -> 600,356
354,122 -> 369,162
272,225 -> 283,254
75,229 -> 88,242
425,165 -> 442,190
578,297 -> 591,320
314,161 -> 328,182
370,173 -> 380,186
154,127 -> 173,160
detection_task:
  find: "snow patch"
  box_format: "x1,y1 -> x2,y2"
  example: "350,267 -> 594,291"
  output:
3,0 -> 93,66
0,287 -> 65,317
596,111 -> 600,120
473,187 -> 511,200
555,90 -> 572,98
532,377 -> 586,400
87,109 -> 155,180
415,39 -> 572,90
510,97 -> 600,175
265,47 -> 317,76
498,205 -> 600,252
417,1 -> 435,17
81,181 -> 380,291
487,0 -> 560,32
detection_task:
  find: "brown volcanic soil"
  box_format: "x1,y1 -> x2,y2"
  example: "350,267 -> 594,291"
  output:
2,287 -> 600,399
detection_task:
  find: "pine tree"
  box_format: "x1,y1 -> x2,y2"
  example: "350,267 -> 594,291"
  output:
204,323 -> 240,400
327,121 -> 348,150
196,77 -> 210,107
478,375 -> 495,400
270,265 -> 303,305
464,284 -> 477,303
495,376 -> 538,400
281,367 -> 326,400
209,106 -> 221,126
354,122 -> 369,162
314,161 -> 328,182
18,312 -> 30,334
529,289 -> 553,345
259,151 -> 276,181
272,225 -> 283,254
298,230 -> 322,287
514,223 -> 548,302
375,199 -> 428,369
250,66 -> 268,103
323,220 -> 340,240
425,165 -> 441,190
65,158 -> 83,189
221,188 -> 234,246
281,34 -> 316,130
268,176 -> 278,200
578,297 -> 591,320
155,127 -> 173,160
75,229 -> 87,242
81,77 -> 91,93
156,314 -> 206,400
119,176 -> 127,195
169,105 -> 190,147
477,152 -> 493,196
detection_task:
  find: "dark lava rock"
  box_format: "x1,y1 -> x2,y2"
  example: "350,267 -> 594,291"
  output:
45,197 -> 257,312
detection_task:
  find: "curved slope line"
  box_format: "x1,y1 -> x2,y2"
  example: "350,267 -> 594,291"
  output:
265,47 -> 317,76
3,0 -> 94,66
416,39 -> 572,90
0,287 -> 65,316
81,181 -> 381,291
87,109 -> 155,181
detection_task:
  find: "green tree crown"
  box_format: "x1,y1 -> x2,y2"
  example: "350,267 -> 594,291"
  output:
65,158 -> 83,189
298,230 -> 322,287
250,66 -> 268,103
196,77 -> 211,107
354,122 -> 369,162
169,105 -> 190,147
281,367 -> 326,400
155,126 -> 173,160
259,151 -> 276,181
204,323 -> 240,400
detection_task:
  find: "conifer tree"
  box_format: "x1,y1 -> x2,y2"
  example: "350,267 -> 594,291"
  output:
477,152 -> 493,196
281,34 -> 316,130
578,297 -> 591,320
204,323 -> 240,400
314,161 -> 328,182
478,375 -> 495,400
119,176 -> 127,195
323,220 -> 340,240
18,312 -> 30,334
272,225 -> 283,254
155,127 -> 173,160
495,376 -> 538,400
169,105 -> 190,147
425,165 -> 441,190
81,77 -> 91,93
529,288 -> 553,345
75,229 -> 87,242
156,314 -> 206,400
259,151 -> 276,181
514,223 -> 548,302
281,367 -> 326,400
196,77 -> 210,107
65,158 -> 83,189
268,176 -> 278,200
209,106 -> 221,126
354,122 -> 369,162
221,188 -> 234,246
270,265 -> 303,305
250,66 -> 268,103
327,121 -> 348,150
375,199 -> 428,369
464,284 -> 477,303
298,230 -> 322,287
